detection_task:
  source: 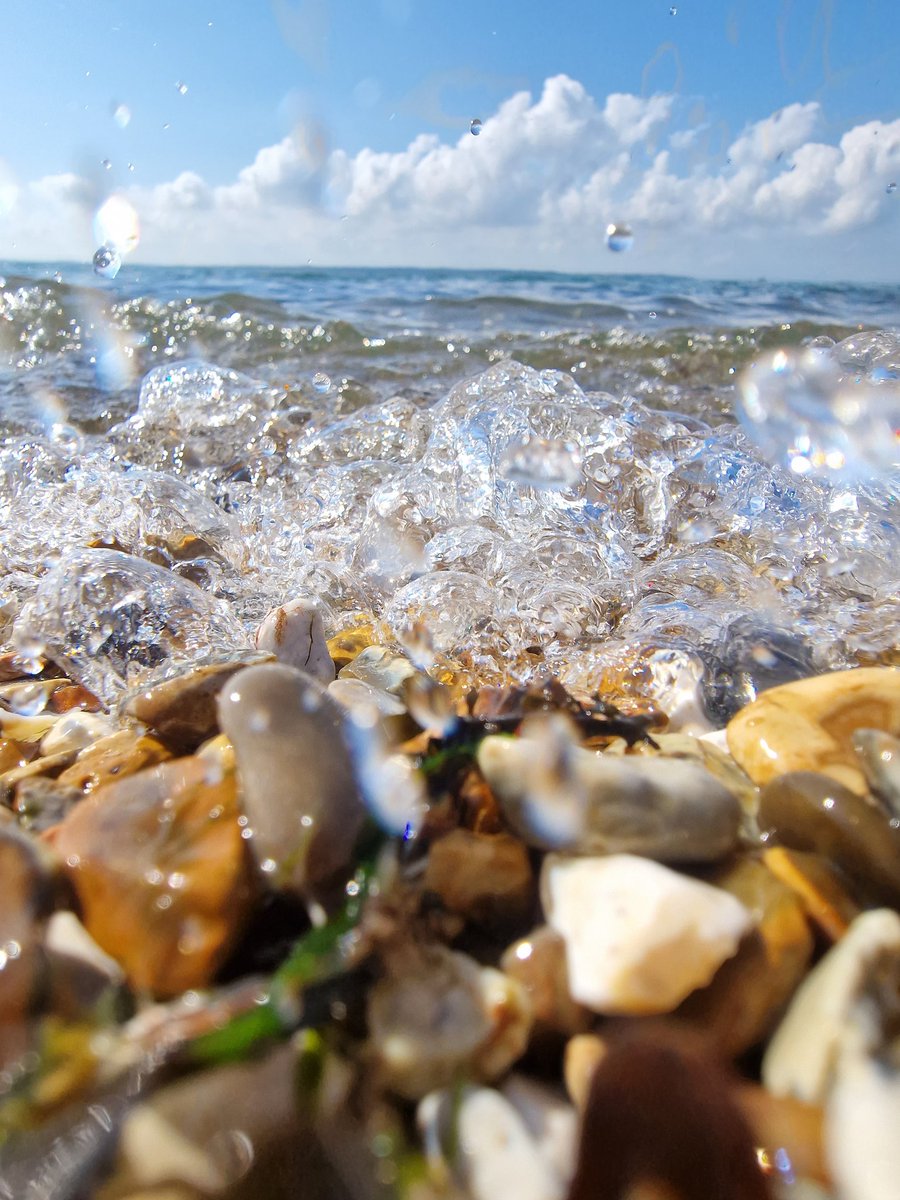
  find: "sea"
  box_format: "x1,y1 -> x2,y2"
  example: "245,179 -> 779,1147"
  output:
1,263 -> 898,716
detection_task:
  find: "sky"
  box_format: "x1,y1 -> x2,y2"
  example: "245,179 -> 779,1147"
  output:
1,0 -> 899,281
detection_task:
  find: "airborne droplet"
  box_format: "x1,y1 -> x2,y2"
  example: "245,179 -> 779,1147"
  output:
92,246 -> 122,280
312,372 -> 332,393
112,104 -> 131,128
470,118 -> 483,136
888,182 -> 897,194
175,81 -> 189,95
606,223 -> 634,253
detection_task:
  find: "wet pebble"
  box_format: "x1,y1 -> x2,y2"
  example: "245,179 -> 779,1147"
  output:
0,828 -> 55,1039
762,845 -> 860,942
852,727 -> 900,817
52,756 -> 256,997
337,645 -> 416,695
674,857 -> 814,1058
40,710 -> 116,756
478,715 -> 742,862
57,729 -> 172,793
217,663 -> 366,895
541,854 -> 752,1015
253,599 -> 335,683
423,829 -> 534,931
123,655 -> 268,754
367,946 -> 531,1099
501,927 -> 594,1038
758,770 -> 900,908
14,776 -> 83,833
727,667 -> 900,794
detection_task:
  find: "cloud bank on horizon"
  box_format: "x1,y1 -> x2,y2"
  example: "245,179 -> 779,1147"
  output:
2,75 -> 899,281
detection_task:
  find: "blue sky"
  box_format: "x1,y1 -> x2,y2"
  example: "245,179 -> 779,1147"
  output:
2,0 -> 899,279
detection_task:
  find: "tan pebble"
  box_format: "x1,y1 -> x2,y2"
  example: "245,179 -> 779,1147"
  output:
0,737 -> 37,774
47,684 -> 103,714
762,846 -> 860,943
58,730 -> 172,794
424,829 -> 534,929
40,711 -> 116,756
727,667 -> 900,794
564,1034 -> 607,1110
675,857 -> 814,1058
53,756 -> 256,997
325,621 -> 386,671
501,927 -> 593,1038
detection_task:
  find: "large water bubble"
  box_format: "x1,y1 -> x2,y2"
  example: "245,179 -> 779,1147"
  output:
605,223 -> 634,253
470,118 -> 483,136
92,246 -> 122,280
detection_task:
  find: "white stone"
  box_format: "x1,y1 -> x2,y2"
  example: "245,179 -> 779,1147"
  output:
762,908 -> 900,1105
40,710 -> 116,755
253,598 -> 334,683
541,854 -> 752,1014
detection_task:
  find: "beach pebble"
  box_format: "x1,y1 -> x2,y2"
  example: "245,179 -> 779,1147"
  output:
58,729 -> 172,793
674,857 -> 814,1057
851,727 -> 900,817
762,908 -> 900,1105
39,710 -> 116,756
0,827 -> 55,1028
123,655 -> 267,754
13,776 -> 83,833
254,599 -> 335,683
501,926 -> 594,1038
419,1085 -> 567,1200
478,716 -> 742,862
541,854 -> 752,1014
217,663 -> 366,895
762,846 -> 860,942
367,946 -> 531,1099
52,755 -> 256,997
758,770 -> 900,908
563,1034 -> 607,1109
424,829 -> 534,930
727,666 -> 900,794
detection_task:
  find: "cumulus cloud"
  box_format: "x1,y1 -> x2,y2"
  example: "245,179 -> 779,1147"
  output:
1,74 -> 898,277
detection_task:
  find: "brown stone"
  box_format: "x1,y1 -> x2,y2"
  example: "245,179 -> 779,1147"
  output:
58,730 -> 172,794
423,829 -> 534,929
675,858 -> 814,1058
762,846 -> 860,942
53,757 -> 256,997
0,827 -> 55,1035
501,925 -> 594,1038
48,685 -> 103,714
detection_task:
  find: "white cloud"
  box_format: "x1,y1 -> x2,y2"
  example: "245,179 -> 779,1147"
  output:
1,76 -> 898,279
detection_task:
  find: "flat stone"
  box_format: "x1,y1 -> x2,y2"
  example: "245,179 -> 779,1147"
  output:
762,908 -> 900,1105
217,663 -> 366,895
254,598 -> 335,683
478,716 -> 742,862
123,655 -> 268,754
727,667 -> 900,794
52,756 -> 256,997
675,858 -> 814,1057
542,854 -> 752,1015
757,771 -> 900,909
58,729 -> 172,794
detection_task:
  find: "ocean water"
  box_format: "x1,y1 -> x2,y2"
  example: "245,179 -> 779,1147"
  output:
1,263 -> 898,714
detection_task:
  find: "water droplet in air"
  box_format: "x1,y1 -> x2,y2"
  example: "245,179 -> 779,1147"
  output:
312,372 -> 331,393
101,159 -> 112,171
649,310 -> 658,319
175,81 -> 188,95
888,182 -> 897,194
112,104 -> 131,128
94,195 -> 140,255
670,5 -> 677,13
605,223 -> 634,252
92,246 -> 122,279
470,118 -> 483,136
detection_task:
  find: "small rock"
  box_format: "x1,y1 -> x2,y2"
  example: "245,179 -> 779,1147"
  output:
52,756 -> 256,997
674,858 -> 814,1057
424,829 -> 534,931
851,727 -> 900,818
47,684 -> 102,714
762,908 -> 900,1105
541,854 -> 752,1015
123,656 -> 268,755
254,599 -> 335,683
0,737 -> 36,774
58,729 -> 172,793
14,776 -> 82,833
367,946 -> 531,1099
217,663 -> 366,895
501,927 -> 593,1038
325,622 -> 386,671
762,846 -> 860,942
478,715 -> 742,862
757,771 -> 900,908
563,1034 -> 607,1109
0,827 -> 55,1033
40,710 -> 116,756
726,667 -> 900,794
